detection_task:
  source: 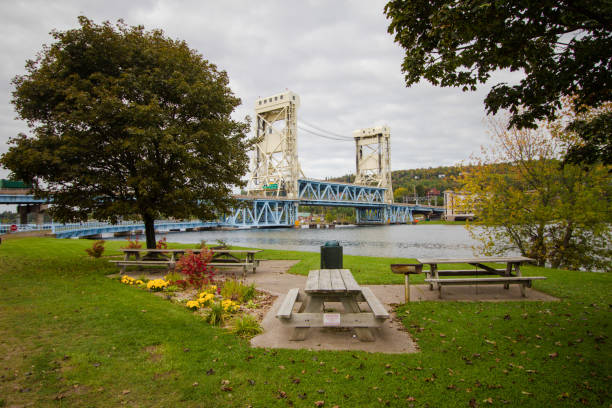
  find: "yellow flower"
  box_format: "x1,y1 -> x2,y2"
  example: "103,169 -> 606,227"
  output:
186,300 -> 200,310
147,279 -> 169,291
221,299 -> 239,312
197,293 -> 215,306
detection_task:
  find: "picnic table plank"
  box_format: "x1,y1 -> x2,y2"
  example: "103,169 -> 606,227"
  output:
417,256 -> 534,264
339,269 -> 361,292
330,270 -> 346,292
305,270 -> 319,292
277,288 -> 300,319
360,287 -> 390,319
318,269 -> 332,291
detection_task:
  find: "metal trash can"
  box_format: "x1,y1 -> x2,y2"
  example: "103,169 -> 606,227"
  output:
320,240 -> 343,269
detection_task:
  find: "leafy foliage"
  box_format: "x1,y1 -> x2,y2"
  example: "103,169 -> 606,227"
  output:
231,314 -> 263,338
458,114 -> 611,270
204,302 -> 226,326
174,248 -> 215,289
220,279 -> 256,303
84,240 -> 105,258
121,237 -> 142,249
0,16 -> 252,248
385,0 -> 612,166
384,0 -> 612,128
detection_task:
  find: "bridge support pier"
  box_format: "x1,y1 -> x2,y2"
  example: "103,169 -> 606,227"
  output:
17,204 -> 47,225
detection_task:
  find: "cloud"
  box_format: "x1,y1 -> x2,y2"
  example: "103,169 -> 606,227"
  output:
0,0 -> 523,182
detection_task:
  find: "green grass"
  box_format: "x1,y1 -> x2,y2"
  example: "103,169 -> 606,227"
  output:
0,237 -> 610,407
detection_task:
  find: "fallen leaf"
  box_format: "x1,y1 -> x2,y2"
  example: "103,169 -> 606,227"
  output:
469,397 -> 477,407
482,397 -> 493,404
206,368 -> 215,375
521,391 -> 532,396
122,390 -> 131,395
314,401 -> 324,407
277,390 -> 287,399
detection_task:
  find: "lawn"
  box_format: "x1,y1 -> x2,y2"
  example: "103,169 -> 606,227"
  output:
0,237 -> 610,407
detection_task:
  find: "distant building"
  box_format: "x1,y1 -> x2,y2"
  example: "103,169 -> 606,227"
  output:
443,190 -> 475,221
426,188 -> 440,197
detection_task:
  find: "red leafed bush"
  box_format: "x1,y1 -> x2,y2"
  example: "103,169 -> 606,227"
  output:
85,240 -> 105,258
122,237 -> 142,249
156,237 -> 168,249
175,248 -> 215,289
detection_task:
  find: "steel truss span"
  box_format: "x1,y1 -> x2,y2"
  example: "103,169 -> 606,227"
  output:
224,199 -> 298,228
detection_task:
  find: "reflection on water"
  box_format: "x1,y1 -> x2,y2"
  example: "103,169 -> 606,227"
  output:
114,224 -> 498,259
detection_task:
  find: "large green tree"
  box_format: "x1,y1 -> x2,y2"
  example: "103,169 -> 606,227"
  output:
1,17 -> 251,249
385,0 -> 612,164
458,114 -> 611,270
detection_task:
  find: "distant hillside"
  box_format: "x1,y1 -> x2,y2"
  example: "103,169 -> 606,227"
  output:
331,165 -> 462,198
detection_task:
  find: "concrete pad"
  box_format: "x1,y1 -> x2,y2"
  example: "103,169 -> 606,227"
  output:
396,284 -> 559,302
250,293 -> 419,354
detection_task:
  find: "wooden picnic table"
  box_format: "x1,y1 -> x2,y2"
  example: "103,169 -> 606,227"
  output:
111,248 -> 263,275
276,269 -> 389,342
416,256 -> 545,298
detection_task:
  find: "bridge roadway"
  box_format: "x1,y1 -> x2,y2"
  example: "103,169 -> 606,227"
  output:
1,179 -> 443,237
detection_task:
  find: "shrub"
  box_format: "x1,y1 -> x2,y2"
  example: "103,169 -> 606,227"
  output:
205,302 -> 226,326
221,279 -> 256,303
175,248 -> 215,289
164,271 -> 184,285
231,314 -> 262,338
122,237 -> 141,249
85,240 -> 105,258
156,237 -> 168,249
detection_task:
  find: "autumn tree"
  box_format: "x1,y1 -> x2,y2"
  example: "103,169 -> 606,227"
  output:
385,0 -> 612,165
1,17 -> 251,249
458,114 -> 611,270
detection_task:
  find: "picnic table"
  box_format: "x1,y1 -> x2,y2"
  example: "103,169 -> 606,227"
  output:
416,256 -> 545,298
276,269 -> 389,342
110,248 -> 262,276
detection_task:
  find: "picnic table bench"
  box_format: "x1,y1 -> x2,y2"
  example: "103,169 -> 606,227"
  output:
276,269 -> 389,342
110,248 -> 262,277
416,256 -> 546,298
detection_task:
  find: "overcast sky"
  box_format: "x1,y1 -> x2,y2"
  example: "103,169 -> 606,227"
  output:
0,0 -> 521,180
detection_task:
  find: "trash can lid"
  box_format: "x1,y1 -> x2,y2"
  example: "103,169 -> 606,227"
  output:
323,240 -> 340,247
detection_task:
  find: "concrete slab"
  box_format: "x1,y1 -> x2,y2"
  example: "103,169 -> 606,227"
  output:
250,293 -> 419,354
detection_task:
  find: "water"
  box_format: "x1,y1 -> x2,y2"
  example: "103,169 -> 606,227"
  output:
135,224 -> 497,259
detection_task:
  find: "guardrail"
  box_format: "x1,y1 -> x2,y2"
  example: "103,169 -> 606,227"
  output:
1,220 -> 218,236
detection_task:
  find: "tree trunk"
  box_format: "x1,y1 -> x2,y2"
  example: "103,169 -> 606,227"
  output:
143,213 -> 156,250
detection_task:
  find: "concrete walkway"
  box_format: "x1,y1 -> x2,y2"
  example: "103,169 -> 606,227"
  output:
245,260 -> 557,354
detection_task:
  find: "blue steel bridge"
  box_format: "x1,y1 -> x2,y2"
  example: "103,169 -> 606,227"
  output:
0,179 -> 443,238
0,90 -> 445,238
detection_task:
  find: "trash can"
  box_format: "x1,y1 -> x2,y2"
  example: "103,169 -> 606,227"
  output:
320,240 -> 343,269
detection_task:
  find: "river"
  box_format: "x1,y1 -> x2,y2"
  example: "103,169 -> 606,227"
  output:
136,224 -> 502,259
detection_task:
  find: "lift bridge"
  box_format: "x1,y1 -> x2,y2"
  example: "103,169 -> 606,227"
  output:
0,91 -> 443,234
226,90 -> 443,227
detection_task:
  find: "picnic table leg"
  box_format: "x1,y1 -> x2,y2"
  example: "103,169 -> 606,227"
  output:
120,251 -> 132,274
290,296 -> 323,341
341,297 -> 375,342
504,263 -> 512,290
514,263 -> 527,297
427,264 -> 437,291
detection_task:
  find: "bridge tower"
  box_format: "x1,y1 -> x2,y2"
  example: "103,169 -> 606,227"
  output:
246,90 -> 304,199
353,125 -> 393,203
